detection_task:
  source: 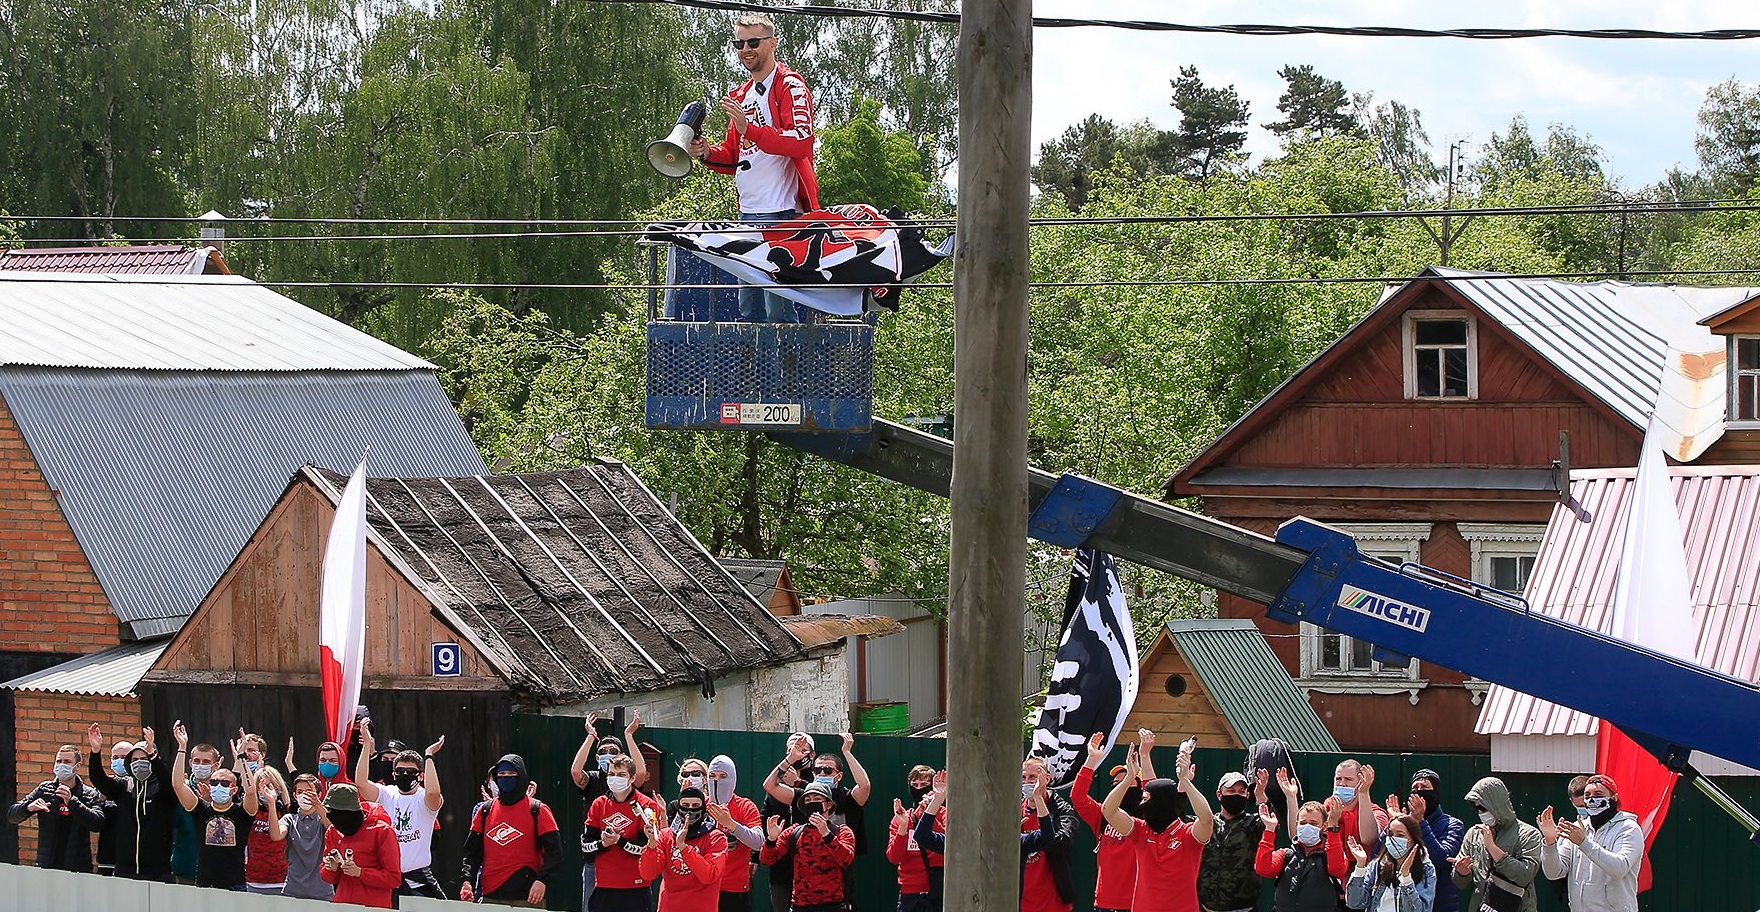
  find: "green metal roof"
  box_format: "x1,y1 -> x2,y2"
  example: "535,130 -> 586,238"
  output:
1166,618 -> 1339,753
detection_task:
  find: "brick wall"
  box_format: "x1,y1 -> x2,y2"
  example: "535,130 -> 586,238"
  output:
10,692 -> 140,865
0,392 -> 119,653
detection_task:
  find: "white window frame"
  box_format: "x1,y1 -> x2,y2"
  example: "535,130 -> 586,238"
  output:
1731,335 -> 1760,427
1402,310 -> 1479,400
1298,523 -> 1428,688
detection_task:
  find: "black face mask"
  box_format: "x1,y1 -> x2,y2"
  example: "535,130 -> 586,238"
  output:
496,777 -> 524,805
393,769 -> 420,792
1411,789 -> 1440,815
1218,793 -> 1250,816
908,784 -> 931,805
329,809 -> 364,835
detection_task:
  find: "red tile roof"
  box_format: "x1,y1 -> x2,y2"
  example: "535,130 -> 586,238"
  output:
0,245 -> 228,275
1477,466 -> 1760,736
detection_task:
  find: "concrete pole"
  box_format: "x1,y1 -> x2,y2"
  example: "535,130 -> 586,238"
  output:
944,0 -> 1031,908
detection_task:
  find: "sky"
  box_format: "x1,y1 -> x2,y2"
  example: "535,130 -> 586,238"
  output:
1029,0 -> 1760,186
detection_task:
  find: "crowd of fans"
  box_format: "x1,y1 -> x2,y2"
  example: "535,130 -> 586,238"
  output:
7,715 -> 1643,912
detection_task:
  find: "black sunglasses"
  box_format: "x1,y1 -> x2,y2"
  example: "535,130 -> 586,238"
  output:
812,767 -> 839,775
729,36 -> 774,50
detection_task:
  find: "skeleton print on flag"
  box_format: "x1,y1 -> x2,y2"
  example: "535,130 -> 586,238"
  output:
648,204 -> 953,317
1029,549 -> 1140,789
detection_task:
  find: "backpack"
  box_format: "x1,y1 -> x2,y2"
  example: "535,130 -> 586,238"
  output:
1246,738 -> 1302,826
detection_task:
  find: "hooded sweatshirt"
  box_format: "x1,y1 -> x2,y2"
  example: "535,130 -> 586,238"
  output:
1539,808 -> 1641,912
641,789 -> 729,912
88,749 -> 176,880
707,754 -> 764,893
462,754 -> 563,899
1454,777 -> 1543,912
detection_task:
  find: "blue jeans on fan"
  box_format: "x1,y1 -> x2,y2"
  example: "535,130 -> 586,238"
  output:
737,208 -> 799,322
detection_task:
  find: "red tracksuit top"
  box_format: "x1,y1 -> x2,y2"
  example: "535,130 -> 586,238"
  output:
1070,765 -> 1138,910
640,826 -> 728,912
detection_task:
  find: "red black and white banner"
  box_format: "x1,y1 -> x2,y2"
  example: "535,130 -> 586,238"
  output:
1028,549 -> 1140,789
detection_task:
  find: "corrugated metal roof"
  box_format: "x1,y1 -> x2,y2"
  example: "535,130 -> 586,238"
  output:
0,273 -> 434,370
1166,618 -> 1340,753
1,639 -> 169,696
1477,466 -> 1760,736
1,368 -> 488,639
1435,267 -> 1758,462
778,613 -> 906,649
0,245 -> 221,275
353,462 -> 804,702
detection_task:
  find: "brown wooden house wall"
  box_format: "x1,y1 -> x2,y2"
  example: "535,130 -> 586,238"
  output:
150,480 -> 500,689
1120,631 -> 1241,749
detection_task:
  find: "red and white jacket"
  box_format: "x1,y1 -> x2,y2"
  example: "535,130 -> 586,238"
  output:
701,61 -> 820,213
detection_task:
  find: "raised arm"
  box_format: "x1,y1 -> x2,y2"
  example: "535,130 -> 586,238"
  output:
1277,768 -> 1301,840
422,736 -> 445,813
840,732 -> 871,804
570,714 -> 599,790
1355,764 -> 1380,849
764,738 -> 811,805
353,720 -> 380,802
1099,743 -> 1141,837
1177,748 -> 1214,844
171,722 -> 198,812
625,711 -> 648,788
1137,729 -> 1159,781
911,770 -> 948,853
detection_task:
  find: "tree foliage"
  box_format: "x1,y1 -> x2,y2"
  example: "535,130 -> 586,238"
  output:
1266,65 -> 1357,139
816,98 -> 935,214
1170,66 -> 1251,179
1694,78 -> 1760,196
1030,115 -> 1180,210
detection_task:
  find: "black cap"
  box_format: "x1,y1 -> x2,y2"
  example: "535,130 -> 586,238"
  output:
1410,769 -> 1441,789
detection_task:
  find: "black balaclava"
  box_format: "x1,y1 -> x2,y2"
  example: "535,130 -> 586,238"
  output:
1410,768 -> 1443,817
673,786 -> 714,839
330,809 -> 365,835
495,753 -> 529,806
1139,778 -> 1183,833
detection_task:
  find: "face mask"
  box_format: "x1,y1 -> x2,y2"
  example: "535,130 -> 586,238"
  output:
130,760 -> 153,781
394,769 -> 420,792
209,785 -> 233,804
607,775 -> 631,795
190,763 -> 213,781
1020,781 -> 1037,802
1296,823 -> 1322,846
1478,810 -> 1498,827
682,774 -> 705,790
317,762 -> 340,779
296,793 -> 315,812
1218,793 -> 1250,816
495,777 -> 523,802
329,809 -> 364,836
1583,796 -> 1611,815
908,784 -> 931,805
676,806 -> 704,828
805,802 -> 831,817
1385,835 -> 1410,858
597,755 -> 612,772
814,775 -> 837,789
1333,785 -> 1356,803
53,762 -> 76,781
368,759 -> 394,784
245,760 -> 260,774
1574,804 -> 1590,819
111,758 -> 128,776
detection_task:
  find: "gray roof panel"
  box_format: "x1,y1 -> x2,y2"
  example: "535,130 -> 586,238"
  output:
0,273 -> 434,371
1166,618 -> 1339,753
1,368 -> 488,638
1,640 -> 169,696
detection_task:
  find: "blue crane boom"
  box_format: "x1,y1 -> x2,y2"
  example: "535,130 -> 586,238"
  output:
769,417 -> 1760,839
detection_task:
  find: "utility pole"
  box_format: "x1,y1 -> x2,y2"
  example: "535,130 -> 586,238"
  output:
946,0 -> 1031,909
1420,138 -> 1474,266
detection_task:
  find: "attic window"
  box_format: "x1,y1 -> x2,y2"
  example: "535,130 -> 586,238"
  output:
1403,311 -> 1477,400
1735,336 -> 1760,422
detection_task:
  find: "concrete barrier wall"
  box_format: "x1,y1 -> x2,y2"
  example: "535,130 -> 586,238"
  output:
0,863 -> 457,910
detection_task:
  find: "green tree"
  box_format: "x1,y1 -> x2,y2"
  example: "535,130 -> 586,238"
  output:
1170,66 -> 1251,179
815,97 -> 933,213
1694,78 -> 1760,196
1351,93 -> 1439,200
1031,114 -> 1181,210
1265,65 -> 1357,139
0,0 -> 197,237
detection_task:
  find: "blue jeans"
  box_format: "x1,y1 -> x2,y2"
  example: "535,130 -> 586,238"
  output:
582,857 -> 595,911
737,208 -> 800,322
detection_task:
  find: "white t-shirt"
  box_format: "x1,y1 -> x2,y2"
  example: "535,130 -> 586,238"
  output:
734,69 -> 802,214
379,786 -> 441,870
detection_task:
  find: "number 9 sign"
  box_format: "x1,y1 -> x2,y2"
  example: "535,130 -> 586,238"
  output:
432,643 -> 461,677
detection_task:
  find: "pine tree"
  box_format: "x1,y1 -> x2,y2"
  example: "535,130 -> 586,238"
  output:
1265,65 -> 1357,138
1169,66 -> 1250,179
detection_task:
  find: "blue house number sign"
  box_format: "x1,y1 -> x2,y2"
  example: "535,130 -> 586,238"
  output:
433,643 -> 462,677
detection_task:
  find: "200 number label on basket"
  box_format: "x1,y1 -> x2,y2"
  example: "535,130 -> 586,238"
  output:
720,403 -> 803,425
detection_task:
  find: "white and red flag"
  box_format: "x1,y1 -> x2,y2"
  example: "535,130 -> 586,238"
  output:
1598,412 -> 1697,892
320,460 -> 368,750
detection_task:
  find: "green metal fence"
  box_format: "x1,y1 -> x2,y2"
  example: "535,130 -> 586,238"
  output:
511,715 -> 1760,911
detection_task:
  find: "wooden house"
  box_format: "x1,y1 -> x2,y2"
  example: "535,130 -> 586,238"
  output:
1164,267 -> 1760,752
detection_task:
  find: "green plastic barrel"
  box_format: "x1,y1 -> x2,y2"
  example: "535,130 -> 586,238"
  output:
857,702 -> 910,734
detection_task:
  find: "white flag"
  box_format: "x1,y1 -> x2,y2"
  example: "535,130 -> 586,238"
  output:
1609,413 -> 1696,663
319,460 -> 368,749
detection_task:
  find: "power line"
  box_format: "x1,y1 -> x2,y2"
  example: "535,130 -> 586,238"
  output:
7,198 -> 1758,244
600,0 -> 1760,41
5,268 -> 1760,291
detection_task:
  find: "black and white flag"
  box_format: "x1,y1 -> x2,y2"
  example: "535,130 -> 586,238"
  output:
1028,549 -> 1139,789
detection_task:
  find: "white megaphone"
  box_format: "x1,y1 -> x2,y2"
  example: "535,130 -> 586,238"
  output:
647,102 -> 708,179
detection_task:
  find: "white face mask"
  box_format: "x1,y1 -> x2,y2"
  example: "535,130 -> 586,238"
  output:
607,775 -> 632,795
681,774 -> 705,790
1478,809 -> 1498,827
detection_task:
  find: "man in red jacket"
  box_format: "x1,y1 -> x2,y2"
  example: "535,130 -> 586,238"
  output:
319,783 -> 401,909
689,12 -> 819,322
759,782 -> 855,912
